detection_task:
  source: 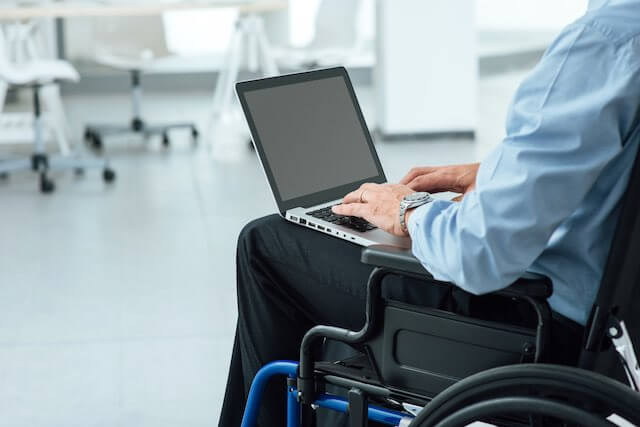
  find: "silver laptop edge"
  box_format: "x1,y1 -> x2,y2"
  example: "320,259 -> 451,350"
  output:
236,68 -> 411,249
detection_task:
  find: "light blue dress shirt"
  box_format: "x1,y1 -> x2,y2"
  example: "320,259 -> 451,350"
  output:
408,0 -> 640,325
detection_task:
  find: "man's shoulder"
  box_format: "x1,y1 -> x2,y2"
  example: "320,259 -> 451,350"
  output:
576,1 -> 640,46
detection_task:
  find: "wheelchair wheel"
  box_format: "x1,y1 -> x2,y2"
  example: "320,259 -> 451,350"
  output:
409,364 -> 640,427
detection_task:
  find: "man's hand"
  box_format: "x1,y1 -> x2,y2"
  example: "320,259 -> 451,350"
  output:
332,183 -> 415,237
400,163 -> 479,201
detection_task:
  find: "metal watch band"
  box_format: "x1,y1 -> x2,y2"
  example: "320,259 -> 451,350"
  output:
399,193 -> 432,233
399,202 -> 410,233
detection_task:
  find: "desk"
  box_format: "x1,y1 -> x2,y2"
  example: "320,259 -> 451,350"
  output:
0,0 -> 286,150
0,1 -> 286,20
0,1 -> 286,60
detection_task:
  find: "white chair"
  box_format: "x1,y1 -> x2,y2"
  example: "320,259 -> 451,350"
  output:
272,0 -> 372,69
0,26 -> 115,193
3,20 -> 75,156
83,15 -> 199,150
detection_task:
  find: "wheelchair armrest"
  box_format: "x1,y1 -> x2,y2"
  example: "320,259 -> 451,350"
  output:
361,245 -> 431,277
360,245 -> 553,299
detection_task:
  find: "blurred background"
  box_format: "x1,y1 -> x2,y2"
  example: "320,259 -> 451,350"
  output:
0,1 -> 587,426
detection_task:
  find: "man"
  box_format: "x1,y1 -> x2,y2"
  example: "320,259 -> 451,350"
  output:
220,0 -> 640,425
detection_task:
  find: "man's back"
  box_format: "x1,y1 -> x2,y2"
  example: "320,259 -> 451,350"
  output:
408,0 -> 640,325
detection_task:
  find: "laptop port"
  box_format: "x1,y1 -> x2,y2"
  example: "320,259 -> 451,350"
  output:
308,223 -> 316,228
317,225 -> 325,231
290,215 -> 298,222
326,228 -> 331,232
299,218 -> 307,225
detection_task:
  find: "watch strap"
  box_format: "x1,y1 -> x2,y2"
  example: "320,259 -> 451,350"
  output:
399,193 -> 432,233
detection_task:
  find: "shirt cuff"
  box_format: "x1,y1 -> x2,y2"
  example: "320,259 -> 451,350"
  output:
407,199 -> 454,238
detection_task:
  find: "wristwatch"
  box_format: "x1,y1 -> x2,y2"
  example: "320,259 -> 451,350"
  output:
399,192 -> 434,233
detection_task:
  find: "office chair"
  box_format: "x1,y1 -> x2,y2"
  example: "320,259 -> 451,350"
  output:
2,20 -> 77,157
83,16 -> 199,151
241,137 -> 640,425
0,25 -> 115,193
272,0 -> 373,70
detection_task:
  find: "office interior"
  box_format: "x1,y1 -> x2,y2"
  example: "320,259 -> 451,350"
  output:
0,0 -> 615,426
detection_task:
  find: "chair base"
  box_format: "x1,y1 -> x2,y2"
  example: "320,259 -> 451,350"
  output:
0,152 -> 115,194
84,119 -> 199,151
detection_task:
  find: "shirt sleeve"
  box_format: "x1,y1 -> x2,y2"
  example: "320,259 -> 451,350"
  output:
407,23 -> 636,295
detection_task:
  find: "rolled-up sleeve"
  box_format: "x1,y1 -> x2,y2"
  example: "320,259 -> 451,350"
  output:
408,23 -> 636,295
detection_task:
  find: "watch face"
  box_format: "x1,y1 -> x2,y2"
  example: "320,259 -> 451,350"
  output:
406,192 -> 430,202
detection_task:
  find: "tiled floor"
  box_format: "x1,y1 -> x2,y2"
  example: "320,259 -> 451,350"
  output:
0,70 -> 526,427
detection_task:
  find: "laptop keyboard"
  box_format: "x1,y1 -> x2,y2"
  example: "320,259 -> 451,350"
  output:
306,205 -> 377,232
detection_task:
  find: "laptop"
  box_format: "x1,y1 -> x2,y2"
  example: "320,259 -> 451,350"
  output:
236,67 -> 411,249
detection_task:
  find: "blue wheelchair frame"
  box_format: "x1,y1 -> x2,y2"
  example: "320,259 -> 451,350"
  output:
240,361 -> 407,427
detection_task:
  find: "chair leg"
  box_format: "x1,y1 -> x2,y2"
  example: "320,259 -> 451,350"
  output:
41,84 -> 72,156
207,13 -> 280,151
0,85 -> 116,193
32,85 -> 55,193
130,70 -> 144,131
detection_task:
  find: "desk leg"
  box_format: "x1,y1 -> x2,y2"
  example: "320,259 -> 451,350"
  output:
207,14 -> 280,151
55,17 -> 65,60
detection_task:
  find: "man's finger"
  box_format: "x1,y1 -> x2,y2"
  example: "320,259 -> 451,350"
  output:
399,167 -> 434,185
342,190 -> 362,204
343,184 -> 380,204
360,182 -> 379,191
408,173 -> 450,192
332,203 -> 369,218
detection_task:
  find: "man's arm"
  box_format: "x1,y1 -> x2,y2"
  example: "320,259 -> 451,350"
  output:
408,22 -> 637,295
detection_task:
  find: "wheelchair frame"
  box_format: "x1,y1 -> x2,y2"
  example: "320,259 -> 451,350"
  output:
240,125 -> 640,426
240,256 -> 640,427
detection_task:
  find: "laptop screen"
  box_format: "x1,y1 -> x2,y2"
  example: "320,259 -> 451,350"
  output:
239,70 -> 384,211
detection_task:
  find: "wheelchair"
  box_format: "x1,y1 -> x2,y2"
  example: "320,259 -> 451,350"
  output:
240,144 -> 640,427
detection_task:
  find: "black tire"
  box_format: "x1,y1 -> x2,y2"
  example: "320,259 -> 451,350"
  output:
103,168 -> 116,183
40,174 -> 55,194
410,364 -> 640,427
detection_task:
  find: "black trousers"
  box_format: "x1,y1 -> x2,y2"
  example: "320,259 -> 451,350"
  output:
219,215 -> 584,427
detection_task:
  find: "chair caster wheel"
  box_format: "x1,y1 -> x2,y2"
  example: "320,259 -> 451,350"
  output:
85,129 -> 103,150
40,174 -> 55,194
88,134 -> 103,151
191,127 -> 199,146
103,168 -> 116,183
162,133 -> 170,147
